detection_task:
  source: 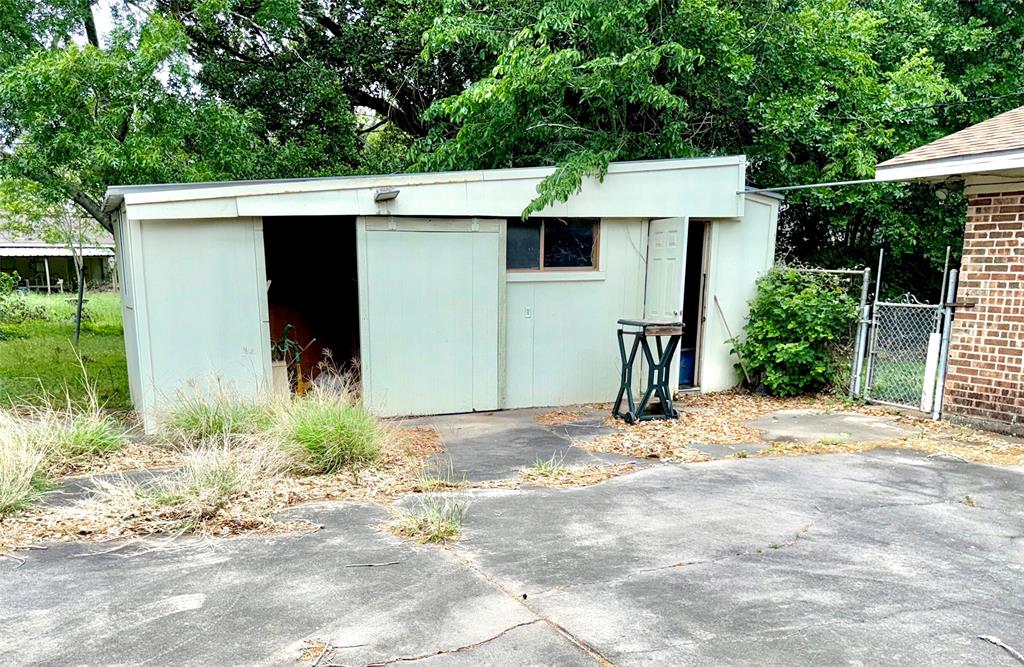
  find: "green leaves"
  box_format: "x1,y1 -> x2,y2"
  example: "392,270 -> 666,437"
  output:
735,268 -> 859,397
417,0 -> 698,215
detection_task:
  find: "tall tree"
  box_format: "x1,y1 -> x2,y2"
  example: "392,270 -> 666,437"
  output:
417,0 -> 1024,295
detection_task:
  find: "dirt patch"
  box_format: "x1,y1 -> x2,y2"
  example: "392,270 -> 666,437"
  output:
533,409 -> 587,427
585,390 -> 1024,466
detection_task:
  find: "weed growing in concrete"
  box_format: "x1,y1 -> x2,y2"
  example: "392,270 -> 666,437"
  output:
278,387 -> 383,473
388,494 -> 466,544
530,452 -> 568,478
88,438 -> 287,534
733,450 -> 749,458
417,457 -> 465,491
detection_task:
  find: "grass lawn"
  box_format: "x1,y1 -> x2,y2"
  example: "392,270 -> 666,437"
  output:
0,291 -> 130,411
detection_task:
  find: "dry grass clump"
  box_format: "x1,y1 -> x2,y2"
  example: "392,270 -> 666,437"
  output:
534,409 -> 586,427
520,462 -> 637,487
82,438 -> 292,536
0,384 -> 131,517
0,413 -> 49,515
387,494 -> 467,544
159,385 -> 275,443
276,385 -> 384,473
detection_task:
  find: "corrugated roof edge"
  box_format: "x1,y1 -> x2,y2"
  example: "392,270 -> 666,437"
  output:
102,156 -> 746,212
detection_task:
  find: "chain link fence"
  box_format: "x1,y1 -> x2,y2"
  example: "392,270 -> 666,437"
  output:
865,303 -> 941,408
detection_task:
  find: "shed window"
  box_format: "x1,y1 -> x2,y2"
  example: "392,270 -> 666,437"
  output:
506,218 -> 599,271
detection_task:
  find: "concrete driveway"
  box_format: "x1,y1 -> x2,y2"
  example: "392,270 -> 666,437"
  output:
2,411 -> 1023,666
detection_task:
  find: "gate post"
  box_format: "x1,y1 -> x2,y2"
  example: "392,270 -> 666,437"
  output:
849,267 -> 871,398
932,269 -> 958,421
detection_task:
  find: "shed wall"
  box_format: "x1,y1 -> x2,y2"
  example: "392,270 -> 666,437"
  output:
126,216 -> 271,430
699,195 -> 778,392
505,218 -> 647,407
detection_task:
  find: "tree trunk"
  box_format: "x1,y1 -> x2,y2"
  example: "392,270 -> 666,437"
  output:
84,2 -> 100,48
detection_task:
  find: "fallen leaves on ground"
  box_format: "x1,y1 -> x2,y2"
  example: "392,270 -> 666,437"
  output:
533,409 -> 586,427
0,426 -> 445,553
519,462 -> 637,487
584,390 -> 1024,466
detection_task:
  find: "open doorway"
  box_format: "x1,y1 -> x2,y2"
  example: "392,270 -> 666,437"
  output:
679,221 -> 707,389
263,216 -> 360,391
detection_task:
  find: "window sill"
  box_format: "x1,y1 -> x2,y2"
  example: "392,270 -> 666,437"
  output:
506,271 -> 606,283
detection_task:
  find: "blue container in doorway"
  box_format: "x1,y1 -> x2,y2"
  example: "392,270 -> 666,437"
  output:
678,348 -> 696,386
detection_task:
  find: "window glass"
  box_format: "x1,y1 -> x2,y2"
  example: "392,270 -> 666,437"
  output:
544,219 -> 596,268
506,220 -> 542,269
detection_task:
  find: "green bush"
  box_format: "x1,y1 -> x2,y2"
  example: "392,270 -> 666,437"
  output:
734,267 -> 858,396
279,390 -> 382,473
0,271 -> 18,295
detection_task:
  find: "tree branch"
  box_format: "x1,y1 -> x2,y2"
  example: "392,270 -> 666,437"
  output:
69,188 -> 112,232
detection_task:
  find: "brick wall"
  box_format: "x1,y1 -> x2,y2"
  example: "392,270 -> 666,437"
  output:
943,189 -> 1024,435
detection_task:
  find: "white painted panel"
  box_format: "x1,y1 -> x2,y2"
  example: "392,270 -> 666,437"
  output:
112,209 -> 143,409
123,157 -> 746,221
136,218 -> 270,428
237,189 -> 360,217
362,225 -> 499,415
644,218 -> 687,321
700,195 -> 779,392
505,219 -> 647,408
129,198 -> 238,220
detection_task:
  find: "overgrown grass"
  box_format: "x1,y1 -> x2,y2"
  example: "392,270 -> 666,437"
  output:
0,291 -> 128,410
0,380 -> 129,516
160,386 -> 275,443
277,386 -> 383,473
89,439 -> 288,534
388,494 -> 467,544
0,413 -> 49,515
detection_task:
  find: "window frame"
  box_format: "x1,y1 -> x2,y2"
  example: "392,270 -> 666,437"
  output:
506,218 -> 601,273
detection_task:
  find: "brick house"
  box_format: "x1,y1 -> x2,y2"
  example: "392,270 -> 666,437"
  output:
876,106 -> 1024,435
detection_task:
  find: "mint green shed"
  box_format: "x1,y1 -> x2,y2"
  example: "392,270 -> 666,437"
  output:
103,158 -> 778,432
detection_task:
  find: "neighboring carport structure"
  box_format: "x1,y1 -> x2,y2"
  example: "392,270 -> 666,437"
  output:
102,157 -> 779,431
0,232 -> 115,292
877,105 -> 1024,435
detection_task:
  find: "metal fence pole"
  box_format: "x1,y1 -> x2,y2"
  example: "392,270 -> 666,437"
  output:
932,269 -> 958,421
864,250 -> 884,394
849,267 -> 871,398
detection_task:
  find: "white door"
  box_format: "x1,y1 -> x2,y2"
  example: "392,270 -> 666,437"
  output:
644,218 -> 688,321
643,218 -> 688,394
359,218 -> 500,416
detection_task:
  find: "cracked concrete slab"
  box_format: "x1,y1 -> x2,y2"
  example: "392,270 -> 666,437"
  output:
5,411 -> 1024,666
408,408 -> 634,482
363,620 -> 594,666
746,409 -> 914,443
0,503 -> 589,666
454,451 -> 1024,665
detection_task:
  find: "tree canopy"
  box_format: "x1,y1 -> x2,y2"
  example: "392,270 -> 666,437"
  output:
3,0 -> 1024,294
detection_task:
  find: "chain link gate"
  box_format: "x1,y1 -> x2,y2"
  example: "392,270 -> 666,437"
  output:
864,302 -> 942,409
